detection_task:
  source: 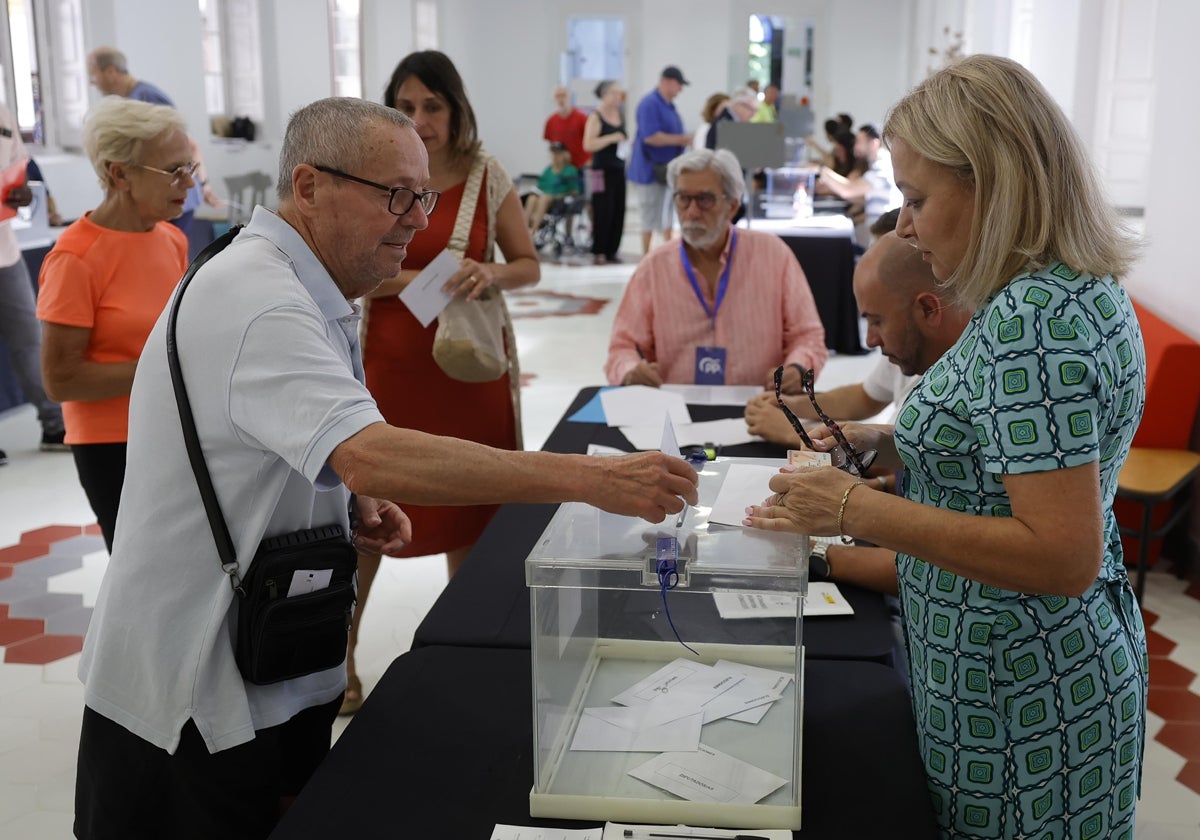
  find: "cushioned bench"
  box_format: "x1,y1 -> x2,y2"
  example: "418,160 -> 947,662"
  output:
1116,300 -> 1200,599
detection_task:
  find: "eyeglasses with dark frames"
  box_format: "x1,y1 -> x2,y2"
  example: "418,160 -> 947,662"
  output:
673,191 -> 725,211
313,165 -> 439,216
773,364 -> 877,478
136,161 -> 200,185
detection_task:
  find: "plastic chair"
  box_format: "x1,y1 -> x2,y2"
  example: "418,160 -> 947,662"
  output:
1117,448 -> 1200,602
224,171 -> 272,226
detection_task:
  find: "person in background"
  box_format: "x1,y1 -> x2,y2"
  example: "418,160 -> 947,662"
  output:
87,46 -> 219,238
752,83 -> 780,123
0,102 -> 66,467
692,92 -> 731,150
542,85 -> 589,171
746,79 -> 761,94
708,86 -> 760,153
582,79 -> 626,265
745,232 -> 970,455
627,65 -> 692,255
346,49 -> 540,715
746,54 -> 1147,839
523,141 -> 581,234
72,96 -> 698,840
605,148 -> 826,389
36,98 -> 191,551
818,122 -> 902,244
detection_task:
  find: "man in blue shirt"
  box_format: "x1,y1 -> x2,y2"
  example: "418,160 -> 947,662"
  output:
627,65 -> 692,255
87,47 -> 219,238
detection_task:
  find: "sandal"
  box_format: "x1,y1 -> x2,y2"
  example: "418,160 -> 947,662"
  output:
338,674 -> 364,716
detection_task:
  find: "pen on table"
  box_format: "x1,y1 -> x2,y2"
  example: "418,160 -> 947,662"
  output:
634,343 -> 647,361
622,830 -> 770,840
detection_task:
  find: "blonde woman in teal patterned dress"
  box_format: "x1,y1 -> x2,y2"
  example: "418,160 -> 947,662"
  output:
745,55 -> 1148,840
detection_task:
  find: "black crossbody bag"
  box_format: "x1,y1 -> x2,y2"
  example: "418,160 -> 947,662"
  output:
166,226 -> 358,685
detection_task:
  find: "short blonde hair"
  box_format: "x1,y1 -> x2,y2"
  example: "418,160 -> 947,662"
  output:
883,54 -> 1138,309
83,96 -> 187,190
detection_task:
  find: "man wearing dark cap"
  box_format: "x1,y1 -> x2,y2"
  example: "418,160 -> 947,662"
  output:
524,140 -> 582,234
628,65 -> 693,255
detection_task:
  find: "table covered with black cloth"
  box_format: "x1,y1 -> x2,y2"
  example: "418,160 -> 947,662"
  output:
776,232 -> 864,356
269,646 -> 937,840
411,388 -> 900,665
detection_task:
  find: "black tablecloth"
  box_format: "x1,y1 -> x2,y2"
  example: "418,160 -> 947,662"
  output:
269,646 -> 937,839
775,233 -> 864,356
411,388 -> 899,665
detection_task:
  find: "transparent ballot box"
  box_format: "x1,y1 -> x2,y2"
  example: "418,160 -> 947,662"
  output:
525,458 -> 808,829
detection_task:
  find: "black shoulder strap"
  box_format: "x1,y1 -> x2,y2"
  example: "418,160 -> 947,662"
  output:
165,225 -> 245,592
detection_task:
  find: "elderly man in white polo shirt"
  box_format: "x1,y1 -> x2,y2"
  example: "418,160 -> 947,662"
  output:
74,97 -> 698,840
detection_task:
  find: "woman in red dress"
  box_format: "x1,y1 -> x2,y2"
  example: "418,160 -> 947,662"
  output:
343,51 -> 539,713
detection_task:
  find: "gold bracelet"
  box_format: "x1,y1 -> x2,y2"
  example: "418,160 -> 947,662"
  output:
836,480 -> 868,537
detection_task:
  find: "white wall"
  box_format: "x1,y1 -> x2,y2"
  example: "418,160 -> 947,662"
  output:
1126,0 -> 1200,338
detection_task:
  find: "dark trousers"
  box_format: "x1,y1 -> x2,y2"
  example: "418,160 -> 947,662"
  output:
74,696 -> 342,840
590,167 -> 626,259
71,442 -> 127,552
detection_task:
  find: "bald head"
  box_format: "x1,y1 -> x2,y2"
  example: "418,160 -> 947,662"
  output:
855,232 -> 939,303
87,46 -> 133,95
855,232 -> 967,376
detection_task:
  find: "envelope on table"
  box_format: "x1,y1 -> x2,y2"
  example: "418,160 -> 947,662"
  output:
628,742 -> 788,804
569,705 -> 703,752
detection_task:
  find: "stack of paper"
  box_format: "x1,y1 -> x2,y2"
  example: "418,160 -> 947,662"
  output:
568,659 -> 795,804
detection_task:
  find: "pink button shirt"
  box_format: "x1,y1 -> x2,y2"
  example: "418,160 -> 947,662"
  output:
605,226 -> 828,387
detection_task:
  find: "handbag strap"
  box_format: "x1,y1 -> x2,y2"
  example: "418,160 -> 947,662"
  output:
165,225 -> 246,593
447,154 -> 487,259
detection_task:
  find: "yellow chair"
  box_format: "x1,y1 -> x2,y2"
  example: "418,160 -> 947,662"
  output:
1116,447 -> 1200,602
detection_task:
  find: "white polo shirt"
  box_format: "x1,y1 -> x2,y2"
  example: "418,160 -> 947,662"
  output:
862,356 -> 920,424
78,207 -> 384,754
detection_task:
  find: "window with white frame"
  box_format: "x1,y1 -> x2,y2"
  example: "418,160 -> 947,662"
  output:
329,0 -> 362,98
0,0 -> 87,149
197,0 -> 264,134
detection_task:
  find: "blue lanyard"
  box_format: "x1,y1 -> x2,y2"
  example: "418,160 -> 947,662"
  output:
680,230 -> 737,331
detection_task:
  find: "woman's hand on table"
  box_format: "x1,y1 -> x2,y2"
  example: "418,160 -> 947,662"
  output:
743,465 -> 862,535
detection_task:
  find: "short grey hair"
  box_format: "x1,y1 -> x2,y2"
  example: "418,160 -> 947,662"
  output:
667,148 -> 745,201
89,46 -> 128,73
730,87 -> 758,109
277,97 -> 416,200
83,96 -> 187,190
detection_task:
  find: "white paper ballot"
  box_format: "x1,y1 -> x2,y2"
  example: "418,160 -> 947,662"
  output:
660,413 -> 681,458
711,584 -> 855,618
628,743 -> 788,804
706,463 -> 782,527
661,384 -> 765,406
603,824 -> 791,840
398,248 -> 460,327
711,660 -> 794,724
619,418 -> 757,452
600,386 -> 691,428
286,568 -> 332,597
586,444 -> 627,456
491,825 -> 602,840
570,706 -> 703,752
611,659 -> 742,725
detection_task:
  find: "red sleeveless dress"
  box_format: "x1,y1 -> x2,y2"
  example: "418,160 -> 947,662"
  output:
362,175 -> 518,556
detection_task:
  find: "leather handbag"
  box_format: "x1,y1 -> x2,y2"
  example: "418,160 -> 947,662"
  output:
432,154 -> 509,383
166,226 -> 358,685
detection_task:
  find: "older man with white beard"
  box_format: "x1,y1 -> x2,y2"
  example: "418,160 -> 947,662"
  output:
605,148 -> 827,389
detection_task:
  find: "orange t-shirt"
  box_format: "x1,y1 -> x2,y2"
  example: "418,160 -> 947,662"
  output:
36,214 -> 188,444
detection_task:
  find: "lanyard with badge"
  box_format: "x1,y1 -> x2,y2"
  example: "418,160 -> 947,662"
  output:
680,230 -> 736,385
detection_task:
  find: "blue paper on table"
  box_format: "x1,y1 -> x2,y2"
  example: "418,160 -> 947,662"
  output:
567,387 -> 615,423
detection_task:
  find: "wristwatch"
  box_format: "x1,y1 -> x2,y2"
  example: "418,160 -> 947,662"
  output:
808,540 -> 831,580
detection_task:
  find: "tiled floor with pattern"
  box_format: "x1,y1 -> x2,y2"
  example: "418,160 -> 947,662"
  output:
1,257 -> 1198,837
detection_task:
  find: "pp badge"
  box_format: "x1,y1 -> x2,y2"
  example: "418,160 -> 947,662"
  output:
694,346 -> 727,385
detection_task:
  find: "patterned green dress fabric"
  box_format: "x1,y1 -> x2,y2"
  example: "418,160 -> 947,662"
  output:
892,265 -> 1148,839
